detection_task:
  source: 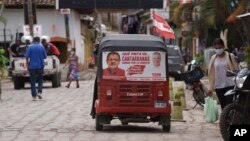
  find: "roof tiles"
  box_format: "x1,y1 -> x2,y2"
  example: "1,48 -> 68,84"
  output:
3,0 -> 55,7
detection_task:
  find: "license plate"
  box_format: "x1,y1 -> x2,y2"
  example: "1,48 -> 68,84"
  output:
154,101 -> 167,108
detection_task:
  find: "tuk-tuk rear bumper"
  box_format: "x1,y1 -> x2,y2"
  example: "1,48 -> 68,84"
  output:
95,100 -> 171,114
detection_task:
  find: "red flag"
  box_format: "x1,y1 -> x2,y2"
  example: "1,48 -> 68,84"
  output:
153,12 -> 175,39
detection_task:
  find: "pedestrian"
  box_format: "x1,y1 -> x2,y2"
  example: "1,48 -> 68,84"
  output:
7,39 -> 23,57
64,48 -> 80,88
207,38 -> 239,110
25,37 -> 47,101
41,36 -> 60,56
19,35 -> 32,56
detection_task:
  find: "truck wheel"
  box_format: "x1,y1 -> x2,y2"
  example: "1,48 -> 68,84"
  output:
52,73 -> 59,88
58,72 -> 61,87
20,81 -> 25,88
95,115 -> 104,131
13,77 -> 22,90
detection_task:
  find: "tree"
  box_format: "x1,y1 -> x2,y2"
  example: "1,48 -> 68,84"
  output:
200,0 -> 248,47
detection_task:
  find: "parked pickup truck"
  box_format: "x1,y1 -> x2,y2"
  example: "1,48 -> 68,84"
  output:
11,55 -> 61,89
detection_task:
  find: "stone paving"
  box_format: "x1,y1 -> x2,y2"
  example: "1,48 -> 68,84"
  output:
0,78 -> 223,141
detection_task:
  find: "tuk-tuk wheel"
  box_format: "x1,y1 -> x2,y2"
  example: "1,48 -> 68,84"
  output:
95,115 -> 103,131
162,125 -> 170,132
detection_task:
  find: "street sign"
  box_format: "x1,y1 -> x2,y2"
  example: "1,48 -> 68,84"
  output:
60,8 -> 70,15
23,25 -> 42,36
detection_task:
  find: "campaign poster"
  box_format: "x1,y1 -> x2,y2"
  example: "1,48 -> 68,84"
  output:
102,51 -> 166,81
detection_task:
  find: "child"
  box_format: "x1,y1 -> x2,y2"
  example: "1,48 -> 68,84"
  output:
64,49 -> 80,88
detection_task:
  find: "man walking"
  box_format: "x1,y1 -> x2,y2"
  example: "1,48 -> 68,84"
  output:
25,37 -> 47,101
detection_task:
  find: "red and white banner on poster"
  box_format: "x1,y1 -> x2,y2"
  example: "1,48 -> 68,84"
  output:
102,51 -> 166,81
153,12 -> 175,39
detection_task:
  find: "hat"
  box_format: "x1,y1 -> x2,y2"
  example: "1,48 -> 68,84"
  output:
40,35 -> 50,42
21,35 -> 33,43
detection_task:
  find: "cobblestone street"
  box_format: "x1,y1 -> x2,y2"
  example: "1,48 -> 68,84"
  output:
0,79 -> 223,141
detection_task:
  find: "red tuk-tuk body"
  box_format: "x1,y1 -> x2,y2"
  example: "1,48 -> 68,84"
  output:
91,34 -> 171,132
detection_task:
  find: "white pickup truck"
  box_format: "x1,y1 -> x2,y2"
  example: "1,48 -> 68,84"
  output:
11,55 -> 61,89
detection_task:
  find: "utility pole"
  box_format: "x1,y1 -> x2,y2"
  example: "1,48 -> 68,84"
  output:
24,0 -> 36,37
28,0 -> 34,37
64,14 -> 70,46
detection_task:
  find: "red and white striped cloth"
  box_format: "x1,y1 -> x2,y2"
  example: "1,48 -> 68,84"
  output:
153,12 -> 175,39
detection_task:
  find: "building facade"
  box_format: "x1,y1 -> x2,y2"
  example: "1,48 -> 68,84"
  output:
0,1 -> 88,69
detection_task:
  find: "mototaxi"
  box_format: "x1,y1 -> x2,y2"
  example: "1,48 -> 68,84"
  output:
91,34 -> 171,132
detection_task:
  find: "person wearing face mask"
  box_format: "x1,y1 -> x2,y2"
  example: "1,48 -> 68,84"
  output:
207,38 -> 239,110
64,48 -> 80,88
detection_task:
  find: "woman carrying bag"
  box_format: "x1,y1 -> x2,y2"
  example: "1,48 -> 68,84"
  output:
207,38 -> 239,110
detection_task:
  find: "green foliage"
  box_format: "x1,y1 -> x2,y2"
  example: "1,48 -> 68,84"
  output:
0,3 -> 6,27
170,1 -> 179,21
200,0 -> 216,28
0,48 -> 9,69
194,54 -> 204,65
173,4 -> 194,27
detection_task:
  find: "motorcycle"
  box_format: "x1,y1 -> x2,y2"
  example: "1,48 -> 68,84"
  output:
184,59 -> 207,109
219,68 -> 250,141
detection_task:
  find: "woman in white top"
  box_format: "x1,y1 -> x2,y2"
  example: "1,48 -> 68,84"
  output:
207,38 -> 239,110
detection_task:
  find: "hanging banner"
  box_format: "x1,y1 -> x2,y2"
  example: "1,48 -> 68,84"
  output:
23,25 -> 42,36
102,51 -> 166,81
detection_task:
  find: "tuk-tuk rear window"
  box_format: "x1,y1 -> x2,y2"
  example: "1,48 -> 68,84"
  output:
102,51 -> 166,81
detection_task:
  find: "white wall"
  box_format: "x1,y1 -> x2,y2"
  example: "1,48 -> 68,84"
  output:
69,11 -> 84,64
1,9 -> 84,64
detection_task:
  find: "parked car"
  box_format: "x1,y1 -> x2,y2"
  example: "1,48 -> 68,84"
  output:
167,45 -> 185,80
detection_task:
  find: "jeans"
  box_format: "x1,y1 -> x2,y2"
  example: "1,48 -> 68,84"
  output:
215,86 -> 234,110
28,68 -> 44,97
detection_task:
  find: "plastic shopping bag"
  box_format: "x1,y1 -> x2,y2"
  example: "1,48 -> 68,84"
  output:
204,97 -> 218,123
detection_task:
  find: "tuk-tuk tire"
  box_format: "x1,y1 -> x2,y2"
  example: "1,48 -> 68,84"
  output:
162,125 -> 170,132
95,115 -> 104,131
159,115 -> 171,132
